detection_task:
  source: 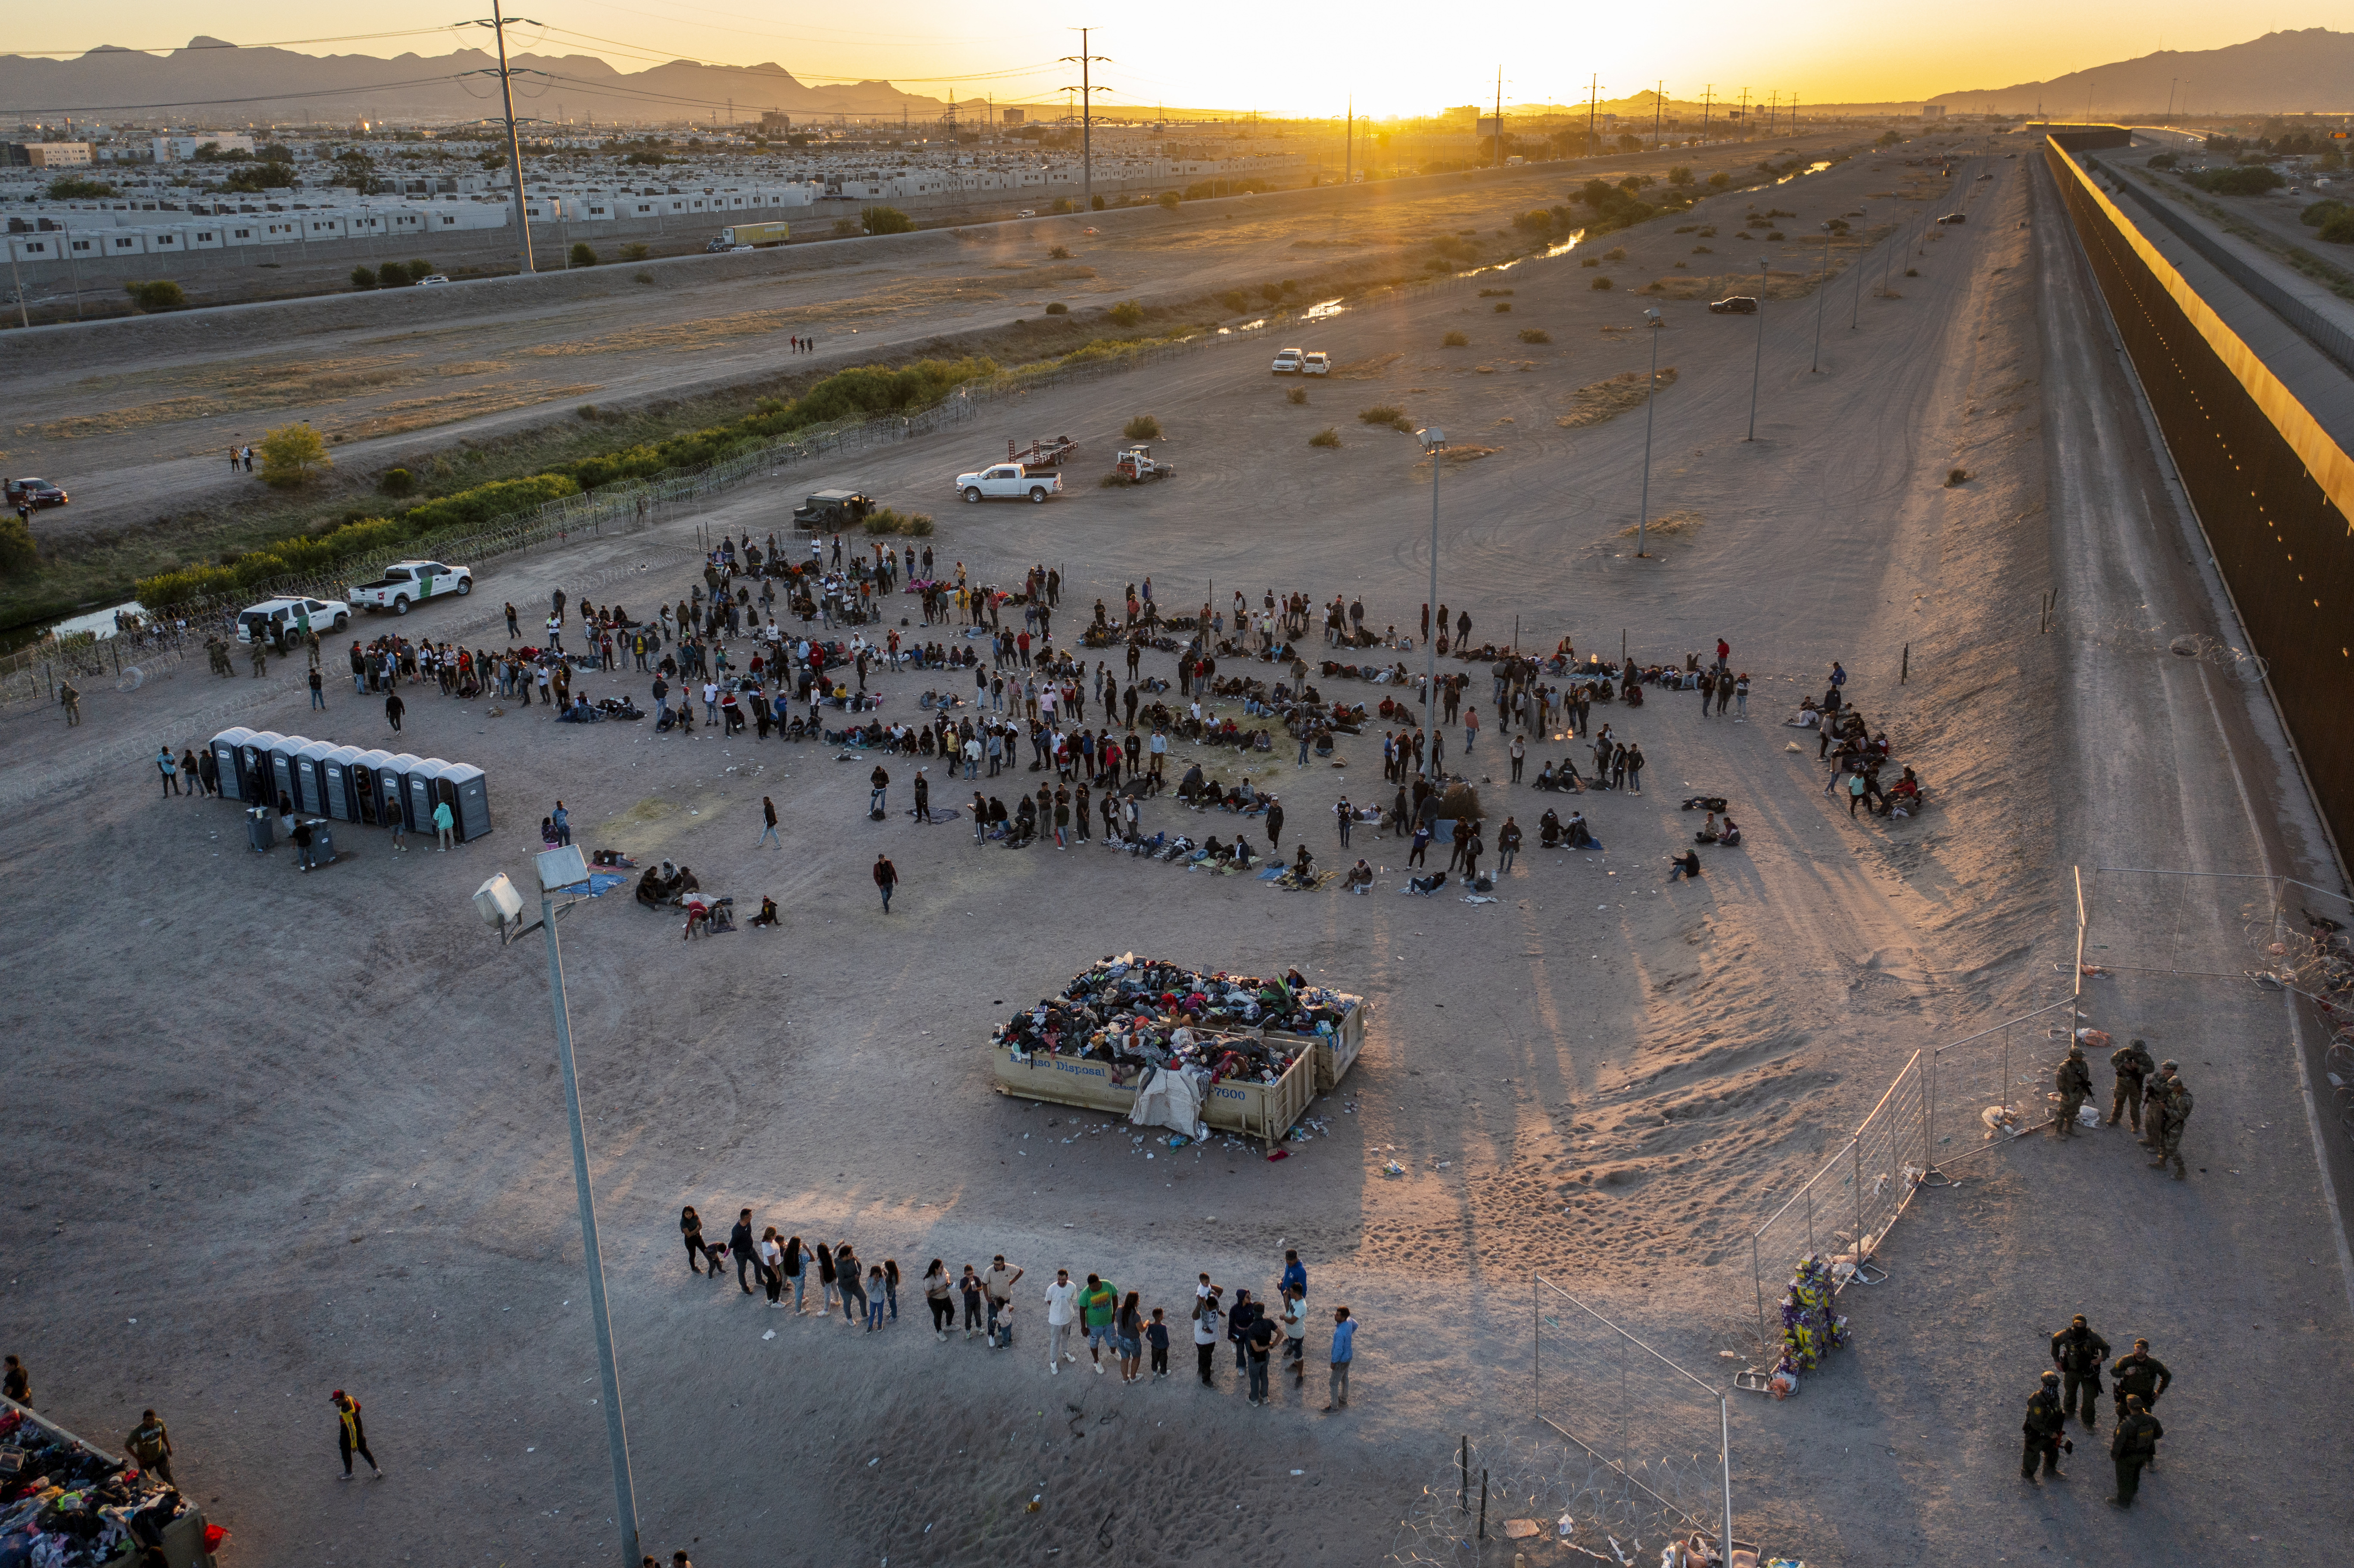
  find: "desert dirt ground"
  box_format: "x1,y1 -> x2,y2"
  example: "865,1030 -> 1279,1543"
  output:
2,134 -> 1855,542
4,132 -> 2352,1568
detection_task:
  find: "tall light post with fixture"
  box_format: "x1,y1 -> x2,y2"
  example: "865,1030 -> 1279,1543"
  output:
1415,425 -> 1445,779
1745,258 -> 1769,441
1635,308 -> 1663,557
1851,208 -> 1867,330
1811,221 -> 1834,371
473,847 -> 641,1568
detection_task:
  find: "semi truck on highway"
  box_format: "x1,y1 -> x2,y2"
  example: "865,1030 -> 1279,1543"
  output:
706,222 -> 791,252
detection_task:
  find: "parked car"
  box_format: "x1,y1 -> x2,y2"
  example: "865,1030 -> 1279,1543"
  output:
5,477 -> 67,509
1936,212 -> 1967,224
1271,347 -> 1305,373
1017,208 -> 1036,218
1707,296 -> 1759,314
1302,352 -> 1332,376
793,488 -> 875,531
955,464 -> 1062,504
237,596 -> 350,644
348,559 -> 472,614
415,275 -> 453,286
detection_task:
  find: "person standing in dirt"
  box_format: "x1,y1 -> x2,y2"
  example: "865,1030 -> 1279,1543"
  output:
385,690 -> 405,734
984,1255 -> 1022,1344
2108,1037 -> 2156,1131
2148,1067 -> 2193,1180
330,1390 -> 382,1479
2021,1370 -> 2067,1480
2052,1046 -> 2093,1137
2111,1338 -> 2171,1426
1192,1286 -> 1224,1387
2108,1395 -> 2163,1508
125,1410 -> 176,1487
3,1354 -> 29,1407
729,1209 -> 758,1294
1265,798 -> 1285,851
913,769 -> 931,823
2051,1315 -> 2110,1428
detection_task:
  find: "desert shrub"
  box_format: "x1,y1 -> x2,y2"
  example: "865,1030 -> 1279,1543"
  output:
1581,255 -> 1600,268
378,467 -> 416,498
1668,165 -> 1695,187
1477,287 -> 1515,297
408,259 -> 434,279
905,513 -> 934,536
377,261 -> 414,288
1443,330 -> 1469,346
620,243 -> 650,261
1707,172 -> 1731,189
2300,199 -> 2351,227
124,280 -> 187,311
1766,230 -> 1785,241
1286,386 -> 1307,404
1946,468 -> 1970,487
1604,246 -> 1626,261
1904,268 -> 1919,277
1158,191 -> 1180,211
1052,198 -> 1076,215
1517,328 -> 1551,344
1044,301 -> 1069,314
569,242 -> 599,268
1108,300 -> 1146,327
1692,245 -> 1714,255
1049,244 -> 1073,259
1698,226 -> 1717,237
1358,405 -> 1404,425
402,472 -> 579,529
1591,276 -> 1614,290
1492,302 -> 1512,312
2147,152 -> 2179,170
1308,427 -> 1341,448
833,218 -> 861,236
1217,289 -> 1250,312
1091,195 -> 1106,212
2320,215 -> 2354,245
0,516 -> 36,576
2188,165 -> 2284,196
635,270 -> 656,285
1123,414 -> 1162,439
349,266 -> 378,290
258,424 -> 332,490
862,205 -> 915,235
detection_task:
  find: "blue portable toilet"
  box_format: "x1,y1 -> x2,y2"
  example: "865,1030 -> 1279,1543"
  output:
382,753 -> 424,831
211,728 -> 257,803
242,731 -> 285,806
319,746 -> 364,822
350,750 -> 396,827
293,740 -> 338,816
436,762 -> 492,841
266,734 -> 308,815
407,759 -> 451,835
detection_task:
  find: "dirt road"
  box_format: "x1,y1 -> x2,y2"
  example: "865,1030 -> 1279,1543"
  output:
6,131 -> 2342,1568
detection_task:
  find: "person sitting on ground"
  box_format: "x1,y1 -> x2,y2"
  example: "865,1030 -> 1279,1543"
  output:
1292,843 -> 1314,879
1345,859 -> 1374,895
1538,808 -> 1563,847
1718,816 -> 1743,848
1565,812 -> 1594,849
1695,812 -> 1720,845
1669,849 -> 1702,881
751,896 -> 781,927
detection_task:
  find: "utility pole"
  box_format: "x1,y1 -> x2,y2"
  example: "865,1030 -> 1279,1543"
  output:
1494,66 -> 1504,168
1654,80 -> 1664,149
469,2 -> 538,274
1345,93 -> 1353,185
1737,87 -> 1750,141
1701,85 -> 1715,141
1586,74 -> 1601,156
1061,27 -> 1112,208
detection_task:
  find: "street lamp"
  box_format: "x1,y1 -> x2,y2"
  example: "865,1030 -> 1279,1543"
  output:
1811,221 -> 1833,371
1744,258 -> 1769,441
1851,208 -> 1866,329
473,848 -> 642,1568
1635,308 -> 1663,557
1415,425 -> 1445,780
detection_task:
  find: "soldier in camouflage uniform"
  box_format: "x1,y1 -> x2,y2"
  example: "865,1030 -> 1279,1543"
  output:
2148,1065 -> 2192,1179
2108,1036 -> 2156,1132
2050,1314 -> 2110,1427
2021,1369 -> 2068,1481
2052,1045 -> 2093,1137
2111,1337 -> 2171,1429
2108,1394 -> 2164,1507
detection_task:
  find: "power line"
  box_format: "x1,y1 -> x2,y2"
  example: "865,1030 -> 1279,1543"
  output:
0,75 -> 470,115
3,28 -> 471,57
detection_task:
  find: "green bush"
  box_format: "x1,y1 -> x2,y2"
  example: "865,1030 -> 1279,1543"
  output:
1308,427 -> 1341,448
1052,198 -> 1076,215
1123,414 -> 1162,439
124,280 -> 187,311
905,513 -> 935,537
862,205 -> 915,235
1091,195 -> 1106,212
379,467 -> 417,498
1286,386 -> 1307,404
620,243 -> 650,262
1591,276 -> 1614,290
569,242 -> 599,268
635,270 -> 656,285
403,473 -> 580,531
1443,330 -> 1469,346
2188,165 -> 2285,196
1049,244 -> 1073,259
1217,289 -> 1250,313
2320,215 -> 2354,245
1108,300 -> 1146,328
1492,302 -> 1512,313
378,261 -> 414,288
408,259 -> 434,280
1045,301 -> 1069,314
350,266 -> 378,290
1158,191 -> 1180,211
46,176 -> 118,200
1358,404 -> 1404,425
1518,328 -> 1551,344
0,515 -> 37,576
2300,199 -> 2351,228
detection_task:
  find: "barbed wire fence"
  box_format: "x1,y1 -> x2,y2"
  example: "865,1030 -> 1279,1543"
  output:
1386,1430 -> 1730,1568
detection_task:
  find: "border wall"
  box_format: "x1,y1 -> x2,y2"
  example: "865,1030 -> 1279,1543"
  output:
2043,135 -> 2354,862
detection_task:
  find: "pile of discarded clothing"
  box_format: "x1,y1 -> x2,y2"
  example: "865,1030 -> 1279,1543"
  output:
0,1406 -> 208,1568
993,955 -> 1338,1089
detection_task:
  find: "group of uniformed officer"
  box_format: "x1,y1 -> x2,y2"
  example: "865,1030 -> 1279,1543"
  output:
2051,1035 -> 2194,1179
2024,1313 -> 2174,1506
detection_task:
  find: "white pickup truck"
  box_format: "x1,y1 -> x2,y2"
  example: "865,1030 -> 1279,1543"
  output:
954,464 -> 1062,504
349,558 -> 473,614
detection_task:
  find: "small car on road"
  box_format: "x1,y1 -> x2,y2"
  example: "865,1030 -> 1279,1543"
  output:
5,477 -> 67,509
1302,352 -> 1331,376
1271,347 -> 1305,373
1707,296 -> 1759,314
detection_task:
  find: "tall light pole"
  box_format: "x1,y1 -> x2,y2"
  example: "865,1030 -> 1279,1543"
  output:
1811,221 -> 1833,371
1061,28 -> 1111,209
1745,259 -> 1769,441
470,3 -> 538,273
1635,308 -> 1663,556
473,849 -> 641,1568
1416,425 -> 1445,780
1852,208 -> 1867,329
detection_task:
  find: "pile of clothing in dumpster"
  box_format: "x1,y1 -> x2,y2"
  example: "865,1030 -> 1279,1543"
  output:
0,1406 -> 203,1568
994,954 -> 1352,1089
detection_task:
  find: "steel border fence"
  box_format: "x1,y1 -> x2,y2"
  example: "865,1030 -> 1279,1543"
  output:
1531,1276 -> 1734,1563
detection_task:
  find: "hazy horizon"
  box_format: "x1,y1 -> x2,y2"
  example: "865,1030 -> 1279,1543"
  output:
5,3 -> 2346,120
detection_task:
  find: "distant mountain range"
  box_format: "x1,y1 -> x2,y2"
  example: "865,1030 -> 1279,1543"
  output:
0,38 -> 966,126
1931,28 -> 2354,117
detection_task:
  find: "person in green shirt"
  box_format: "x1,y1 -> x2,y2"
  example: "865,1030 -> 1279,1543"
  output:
433,798 -> 455,852
1081,1272 -> 1120,1375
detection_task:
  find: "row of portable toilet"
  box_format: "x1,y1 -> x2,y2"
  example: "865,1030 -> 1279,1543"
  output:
209,728 -> 492,841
